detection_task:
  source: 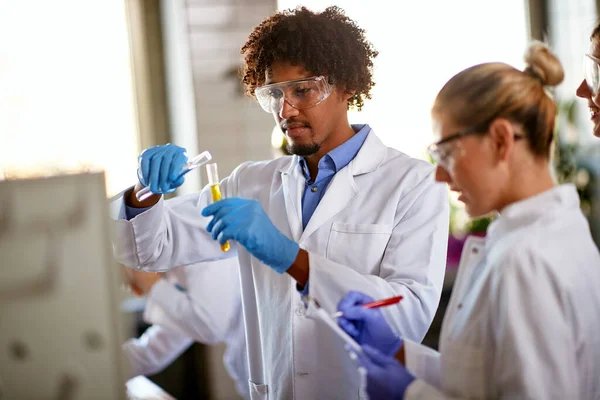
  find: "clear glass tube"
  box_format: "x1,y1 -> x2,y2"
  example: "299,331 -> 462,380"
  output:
206,162 -> 219,186
136,151 -> 212,202
206,163 -> 230,252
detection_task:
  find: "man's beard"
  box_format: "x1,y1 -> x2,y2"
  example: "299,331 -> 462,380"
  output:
287,142 -> 320,157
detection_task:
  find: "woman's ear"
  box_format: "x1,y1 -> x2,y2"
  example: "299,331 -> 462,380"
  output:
487,118 -> 516,162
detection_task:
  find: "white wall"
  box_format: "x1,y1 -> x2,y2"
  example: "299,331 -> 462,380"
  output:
161,0 -> 202,194
186,0 -> 277,181
278,0 -> 528,159
0,0 -> 139,197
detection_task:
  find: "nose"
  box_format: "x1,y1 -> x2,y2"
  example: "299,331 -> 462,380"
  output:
576,79 -> 592,99
280,99 -> 299,119
434,165 -> 452,184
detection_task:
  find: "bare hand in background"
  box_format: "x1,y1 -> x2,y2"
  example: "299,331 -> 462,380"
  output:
121,266 -> 165,295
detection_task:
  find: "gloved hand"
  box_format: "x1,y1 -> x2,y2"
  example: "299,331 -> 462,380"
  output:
202,197 -> 300,273
337,291 -> 403,357
351,345 -> 415,400
137,144 -> 188,195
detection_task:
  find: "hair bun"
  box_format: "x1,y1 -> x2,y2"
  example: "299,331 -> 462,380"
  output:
523,41 -> 564,87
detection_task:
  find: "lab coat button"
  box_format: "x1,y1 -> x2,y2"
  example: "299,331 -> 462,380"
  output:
295,306 -> 305,316
472,247 -> 479,254
311,186 -> 318,192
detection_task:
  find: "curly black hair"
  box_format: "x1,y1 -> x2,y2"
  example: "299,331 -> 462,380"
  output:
240,6 -> 378,111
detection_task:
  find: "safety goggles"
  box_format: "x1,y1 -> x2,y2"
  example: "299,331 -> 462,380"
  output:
584,54 -> 600,95
427,122 -> 523,171
255,76 -> 334,114
427,128 -> 481,171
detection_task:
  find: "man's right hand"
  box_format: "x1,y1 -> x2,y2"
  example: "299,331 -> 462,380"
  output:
137,144 -> 188,196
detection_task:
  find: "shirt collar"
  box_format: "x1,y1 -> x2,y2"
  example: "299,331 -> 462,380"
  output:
485,184 -> 580,249
298,124 -> 370,180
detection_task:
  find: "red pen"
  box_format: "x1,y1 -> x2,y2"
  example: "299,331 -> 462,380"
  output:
331,295 -> 404,318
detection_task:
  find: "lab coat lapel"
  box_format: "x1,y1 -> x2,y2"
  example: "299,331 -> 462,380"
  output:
301,166 -> 357,240
280,156 -> 304,242
300,130 -> 386,241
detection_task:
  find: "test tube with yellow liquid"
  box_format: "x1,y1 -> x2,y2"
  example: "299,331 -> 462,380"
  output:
206,163 -> 230,252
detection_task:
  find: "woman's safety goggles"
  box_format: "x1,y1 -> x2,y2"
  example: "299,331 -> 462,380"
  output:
427,122 -> 523,171
427,128 -> 480,171
255,76 -> 334,114
584,54 -> 600,95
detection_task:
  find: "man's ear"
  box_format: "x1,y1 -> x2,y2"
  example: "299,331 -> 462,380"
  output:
335,86 -> 355,102
487,118 -> 516,163
344,89 -> 356,102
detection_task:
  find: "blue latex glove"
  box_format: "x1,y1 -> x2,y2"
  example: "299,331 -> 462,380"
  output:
137,144 -> 188,195
202,197 -> 300,273
337,291 -> 403,357
350,344 -> 415,400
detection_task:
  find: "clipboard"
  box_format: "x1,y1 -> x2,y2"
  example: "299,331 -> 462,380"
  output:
307,296 -> 363,354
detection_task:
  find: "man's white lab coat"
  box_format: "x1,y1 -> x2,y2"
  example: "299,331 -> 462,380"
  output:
403,185 -> 600,399
123,259 -> 249,398
112,130 -> 450,399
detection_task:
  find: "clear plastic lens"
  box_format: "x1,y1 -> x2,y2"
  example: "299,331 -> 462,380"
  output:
584,55 -> 600,95
427,142 -> 462,172
255,76 -> 333,114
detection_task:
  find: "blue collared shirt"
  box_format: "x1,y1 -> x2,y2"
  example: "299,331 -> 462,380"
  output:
299,124 -> 370,229
125,202 -> 150,220
297,124 -> 370,295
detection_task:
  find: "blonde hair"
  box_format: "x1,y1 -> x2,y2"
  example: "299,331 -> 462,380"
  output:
432,41 -> 564,158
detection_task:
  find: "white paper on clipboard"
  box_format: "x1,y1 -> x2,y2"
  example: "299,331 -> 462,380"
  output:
311,302 -> 363,354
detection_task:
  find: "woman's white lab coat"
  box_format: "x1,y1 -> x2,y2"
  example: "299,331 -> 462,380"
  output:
402,185 -> 600,399
111,130 -> 450,399
122,258 -> 249,398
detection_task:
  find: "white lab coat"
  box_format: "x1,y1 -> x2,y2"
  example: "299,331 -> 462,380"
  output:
111,129 -> 450,399
122,258 -> 249,398
402,185 -> 600,399
123,325 -> 193,378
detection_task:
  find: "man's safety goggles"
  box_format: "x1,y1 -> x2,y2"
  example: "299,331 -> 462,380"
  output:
255,76 -> 334,114
584,54 -> 600,95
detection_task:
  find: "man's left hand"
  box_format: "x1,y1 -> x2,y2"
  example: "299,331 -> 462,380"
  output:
202,197 -> 299,274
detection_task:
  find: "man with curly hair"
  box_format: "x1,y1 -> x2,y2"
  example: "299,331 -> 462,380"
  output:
112,6 -> 449,399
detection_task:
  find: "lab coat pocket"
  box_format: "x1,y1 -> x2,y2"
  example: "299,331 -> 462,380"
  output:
442,342 -> 486,398
249,380 -> 268,400
327,223 -> 392,274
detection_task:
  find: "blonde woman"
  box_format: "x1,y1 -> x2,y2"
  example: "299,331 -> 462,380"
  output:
337,42 -> 600,399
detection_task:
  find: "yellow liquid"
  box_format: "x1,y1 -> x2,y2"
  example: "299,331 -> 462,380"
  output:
210,184 -> 230,252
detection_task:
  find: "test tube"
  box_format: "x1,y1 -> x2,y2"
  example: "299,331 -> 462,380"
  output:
136,151 -> 212,202
206,163 -> 230,252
